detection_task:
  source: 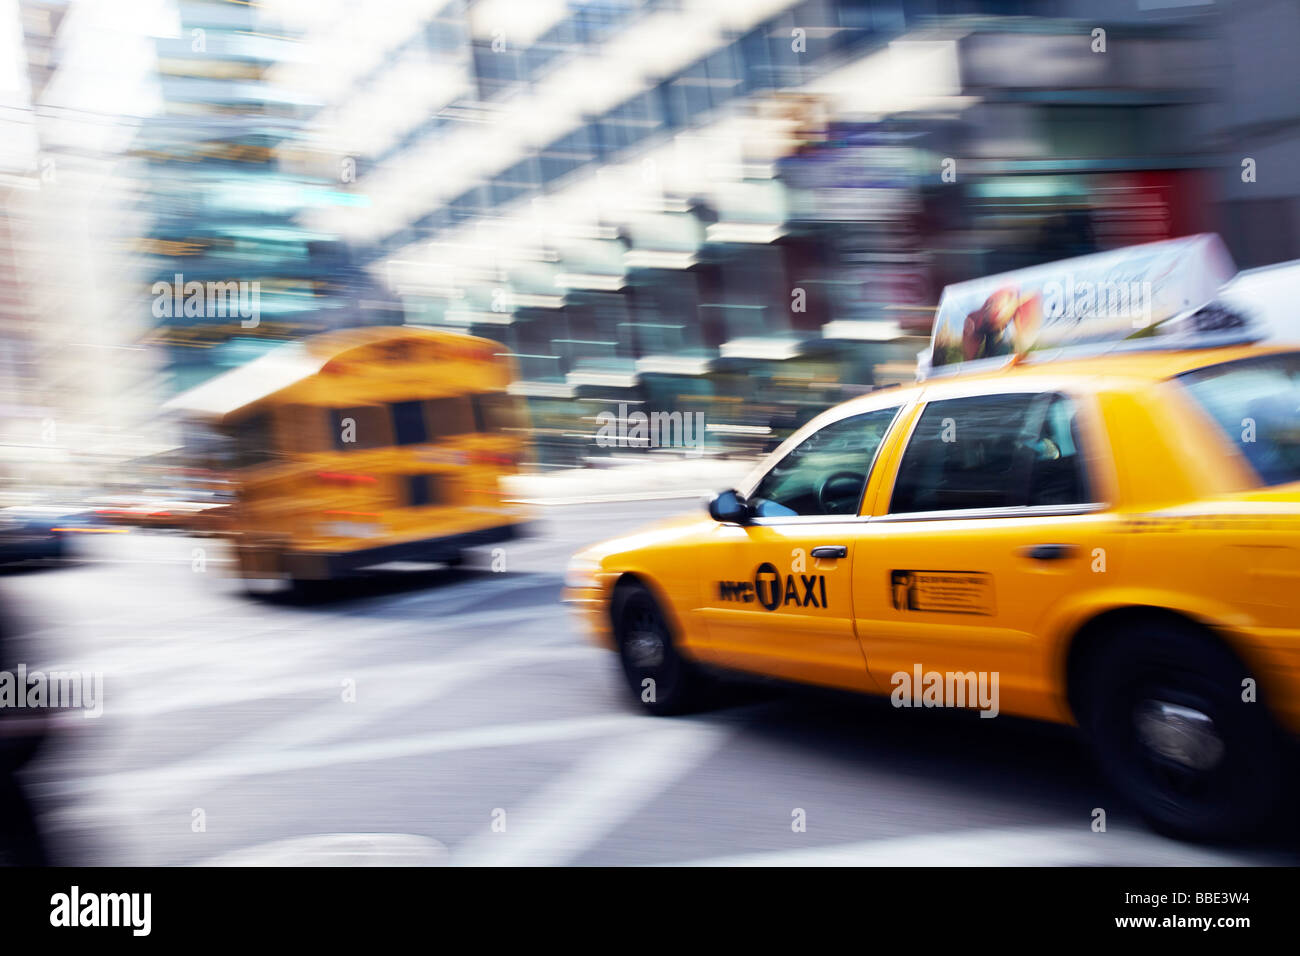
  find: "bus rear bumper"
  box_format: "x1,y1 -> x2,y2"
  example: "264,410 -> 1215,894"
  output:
278,523 -> 529,580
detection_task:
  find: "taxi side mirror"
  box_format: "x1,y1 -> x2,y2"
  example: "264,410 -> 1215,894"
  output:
708,489 -> 751,524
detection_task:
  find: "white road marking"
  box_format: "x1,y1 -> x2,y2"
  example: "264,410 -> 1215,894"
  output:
454,721 -> 732,867
197,832 -> 449,867
44,713 -> 655,800
677,824 -> 1257,867
26,601 -> 560,689
64,644 -> 609,814
107,642 -> 601,720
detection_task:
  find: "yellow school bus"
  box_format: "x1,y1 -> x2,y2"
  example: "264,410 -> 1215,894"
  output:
167,326 -> 530,585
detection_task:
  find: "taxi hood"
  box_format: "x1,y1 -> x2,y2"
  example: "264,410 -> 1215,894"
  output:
571,508 -> 714,566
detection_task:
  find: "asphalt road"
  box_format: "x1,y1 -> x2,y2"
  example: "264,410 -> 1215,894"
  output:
4,498 -> 1298,866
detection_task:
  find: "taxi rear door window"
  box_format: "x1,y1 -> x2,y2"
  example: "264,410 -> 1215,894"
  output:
890,392 -> 1090,513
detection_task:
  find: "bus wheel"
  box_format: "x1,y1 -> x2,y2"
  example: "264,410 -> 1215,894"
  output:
611,582 -> 713,716
289,578 -> 330,602
1076,617 -> 1290,841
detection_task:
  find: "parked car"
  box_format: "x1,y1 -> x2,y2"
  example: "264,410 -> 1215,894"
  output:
0,507 -> 83,566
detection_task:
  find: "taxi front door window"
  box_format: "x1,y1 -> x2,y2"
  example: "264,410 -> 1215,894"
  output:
750,407 -> 899,518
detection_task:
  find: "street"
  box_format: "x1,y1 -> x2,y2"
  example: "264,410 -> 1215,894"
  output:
7,499 -> 1298,866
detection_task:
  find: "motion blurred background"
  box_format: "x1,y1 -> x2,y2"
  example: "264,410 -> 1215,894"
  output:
0,0 -> 1296,497
2,0 -> 1300,868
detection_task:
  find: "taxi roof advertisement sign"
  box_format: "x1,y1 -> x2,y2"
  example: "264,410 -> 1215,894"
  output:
923,234 -> 1237,375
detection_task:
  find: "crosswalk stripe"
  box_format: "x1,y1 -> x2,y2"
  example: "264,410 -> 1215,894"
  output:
43,713 -> 654,800
454,722 -> 731,867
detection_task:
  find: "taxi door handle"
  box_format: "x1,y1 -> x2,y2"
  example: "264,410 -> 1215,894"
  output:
1024,543 -> 1076,561
811,545 -> 848,559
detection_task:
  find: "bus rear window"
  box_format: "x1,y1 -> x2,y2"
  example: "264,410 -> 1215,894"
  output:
391,400 -> 428,445
404,474 -> 443,507
1179,354 -> 1300,486
329,407 -> 389,451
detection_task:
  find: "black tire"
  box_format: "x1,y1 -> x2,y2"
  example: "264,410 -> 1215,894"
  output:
289,578 -> 331,602
611,582 -> 713,716
0,776 -> 47,865
1076,616 -> 1290,841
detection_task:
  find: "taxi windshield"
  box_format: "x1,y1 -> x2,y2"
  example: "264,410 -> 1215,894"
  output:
1179,353 -> 1300,486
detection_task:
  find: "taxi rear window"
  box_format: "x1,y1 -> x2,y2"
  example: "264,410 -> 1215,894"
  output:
1179,353 -> 1300,486
890,392 -> 1091,514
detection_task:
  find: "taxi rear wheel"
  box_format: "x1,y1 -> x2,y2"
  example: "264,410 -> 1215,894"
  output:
612,582 -> 711,716
1076,618 -> 1289,841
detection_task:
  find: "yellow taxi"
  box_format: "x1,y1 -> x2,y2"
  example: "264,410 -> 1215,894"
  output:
564,341 -> 1300,839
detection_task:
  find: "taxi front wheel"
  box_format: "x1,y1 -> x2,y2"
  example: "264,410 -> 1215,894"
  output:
612,582 -> 714,716
1076,618 -> 1291,842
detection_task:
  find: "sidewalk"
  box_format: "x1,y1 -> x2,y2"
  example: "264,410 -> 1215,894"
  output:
502,456 -> 755,505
